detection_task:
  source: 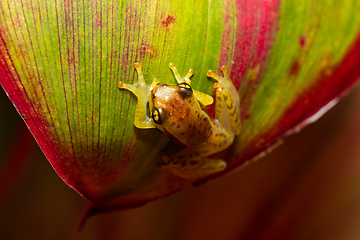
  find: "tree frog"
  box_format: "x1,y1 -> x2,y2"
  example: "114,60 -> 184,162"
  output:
118,63 -> 241,179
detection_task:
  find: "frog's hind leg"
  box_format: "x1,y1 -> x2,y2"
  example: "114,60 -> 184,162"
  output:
207,66 -> 242,135
162,148 -> 227,179
118,63 -> 159,129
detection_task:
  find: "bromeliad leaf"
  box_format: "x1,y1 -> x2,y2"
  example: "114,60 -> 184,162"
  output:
0,0 -> 360,212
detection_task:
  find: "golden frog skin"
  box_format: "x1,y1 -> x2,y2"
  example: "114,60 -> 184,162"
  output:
118,63 -> 241,179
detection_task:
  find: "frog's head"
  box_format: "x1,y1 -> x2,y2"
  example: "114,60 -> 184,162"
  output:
149,83 -> 208,145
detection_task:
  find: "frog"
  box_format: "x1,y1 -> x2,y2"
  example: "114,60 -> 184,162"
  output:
118,62 -> 241,179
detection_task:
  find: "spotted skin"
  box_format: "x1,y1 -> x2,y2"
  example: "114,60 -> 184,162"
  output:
118,63 -> 241,179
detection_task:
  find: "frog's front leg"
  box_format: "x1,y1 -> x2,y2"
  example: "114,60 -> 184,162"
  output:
169,63 -> 214,106
118,63 -> 159,129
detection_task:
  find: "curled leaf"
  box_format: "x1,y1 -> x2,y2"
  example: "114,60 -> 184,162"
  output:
1,0 -> 360,213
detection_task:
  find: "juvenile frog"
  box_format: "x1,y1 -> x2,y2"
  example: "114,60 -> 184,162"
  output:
118,63 -> 241,179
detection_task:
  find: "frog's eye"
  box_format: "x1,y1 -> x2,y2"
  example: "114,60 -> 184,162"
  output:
151,108 -> 165,125
177,82 -> 193,98
177,82 -> 193,92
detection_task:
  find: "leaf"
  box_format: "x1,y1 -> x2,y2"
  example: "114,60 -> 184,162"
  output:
0,0 -> 360,213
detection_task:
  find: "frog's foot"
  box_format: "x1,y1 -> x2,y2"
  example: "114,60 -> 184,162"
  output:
207,66 -> 242,135
161,150 -> 227,179
169,62 -> 194,85
118,63 -> 159,129
206,66 -> 233,89
118,63 -> 159,98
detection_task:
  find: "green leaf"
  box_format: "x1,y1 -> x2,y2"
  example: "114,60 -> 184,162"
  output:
0,0 -> 360,212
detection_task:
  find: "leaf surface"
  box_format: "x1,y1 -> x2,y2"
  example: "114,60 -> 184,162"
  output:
1,0 -> 360,212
